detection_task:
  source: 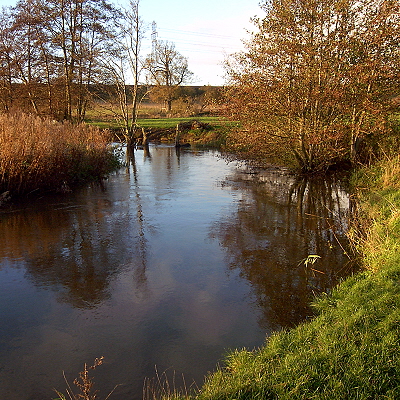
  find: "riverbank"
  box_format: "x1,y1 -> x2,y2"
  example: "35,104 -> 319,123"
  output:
86,116 -> 232,149
0,113 -> 119,203
168,157 -> 400,400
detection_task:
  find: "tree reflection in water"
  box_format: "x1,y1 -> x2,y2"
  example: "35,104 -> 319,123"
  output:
210,167 -> 356,331
0,146 -> 154,309
126,145 -> 151,295
0,147 -> 362,400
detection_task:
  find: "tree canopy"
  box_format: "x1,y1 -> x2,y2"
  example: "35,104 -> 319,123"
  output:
225,0 -> 400,172
0,0 -> 121,121
0,0 -> 194,122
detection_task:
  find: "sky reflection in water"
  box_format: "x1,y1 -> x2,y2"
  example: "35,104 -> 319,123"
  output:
0,145 -> 353,400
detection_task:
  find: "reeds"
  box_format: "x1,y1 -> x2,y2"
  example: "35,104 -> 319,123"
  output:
0,112 -> 118,197
143,368 -> 196,400
54,357 -> 119,400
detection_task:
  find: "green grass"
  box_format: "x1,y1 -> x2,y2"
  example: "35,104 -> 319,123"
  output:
86,116 -> 231,130
137,117 -> 228,129
165,157 -> 400,400
85,115 -> 236,149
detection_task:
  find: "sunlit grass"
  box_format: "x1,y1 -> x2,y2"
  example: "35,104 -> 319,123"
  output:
86,116 -> 231,130
138,117 -> 227,129
85,115 -> 234,148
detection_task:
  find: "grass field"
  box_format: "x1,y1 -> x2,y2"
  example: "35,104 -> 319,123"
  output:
83,99 -> 230,130
86,116 -> 232,130
137,116 -> 229,129
84,112 -> 237,149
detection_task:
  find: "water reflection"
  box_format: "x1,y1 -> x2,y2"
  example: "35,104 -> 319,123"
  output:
0,159 -> 156,309
125,147 -> 150,294
0,152 -> 353,321
211,167 -> 354,330
0,147 -> 356,400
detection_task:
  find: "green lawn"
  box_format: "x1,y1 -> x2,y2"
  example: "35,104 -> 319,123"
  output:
137,116 -> 228,129
86,116 -> 231,130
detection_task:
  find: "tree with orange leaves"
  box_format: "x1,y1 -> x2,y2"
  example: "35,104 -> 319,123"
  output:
225,0 -> 400,172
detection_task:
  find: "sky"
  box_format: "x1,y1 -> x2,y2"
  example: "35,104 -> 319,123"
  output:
0,0 -> 264,86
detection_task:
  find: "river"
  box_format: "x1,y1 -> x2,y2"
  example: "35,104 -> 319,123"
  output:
0,145 -> 354,400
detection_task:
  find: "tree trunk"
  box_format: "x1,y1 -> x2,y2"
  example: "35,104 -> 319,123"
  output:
141,127 -> 148,146
175,124 -> 180,147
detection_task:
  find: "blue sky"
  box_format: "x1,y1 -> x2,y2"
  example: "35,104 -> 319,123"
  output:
0,0 -> 263,85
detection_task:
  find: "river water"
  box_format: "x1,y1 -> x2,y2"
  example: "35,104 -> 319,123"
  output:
0,145 -> 353,400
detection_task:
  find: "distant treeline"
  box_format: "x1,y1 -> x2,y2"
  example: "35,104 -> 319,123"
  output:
90,84 -> 225,116
0,80 -> 224,120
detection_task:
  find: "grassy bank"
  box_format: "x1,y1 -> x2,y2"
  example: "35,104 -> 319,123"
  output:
0,112 -> 119,200
170,158 -> 400,400
86,116 -> 234,148
137,117 -> 228,129
86,115 -> 227,130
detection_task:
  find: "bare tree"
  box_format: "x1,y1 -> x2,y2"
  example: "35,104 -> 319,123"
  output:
145,40 -> 193,113
10,0 -> 45,114
124,0 -> 144,130
0,0 -> 121,120
99,0 -> 147,149
26,0 -> 120,120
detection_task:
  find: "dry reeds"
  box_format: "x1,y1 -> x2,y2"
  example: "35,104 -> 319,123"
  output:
143,367 -> 197,400
0,112 -> 117,197
54,357 -> 119,400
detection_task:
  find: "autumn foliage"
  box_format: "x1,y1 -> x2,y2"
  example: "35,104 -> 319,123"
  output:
225,0 -> 400,172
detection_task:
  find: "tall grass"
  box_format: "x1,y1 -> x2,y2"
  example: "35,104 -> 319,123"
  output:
143,368 -> 196,400
349,155 -> 400,274
0,112 -> 118,197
